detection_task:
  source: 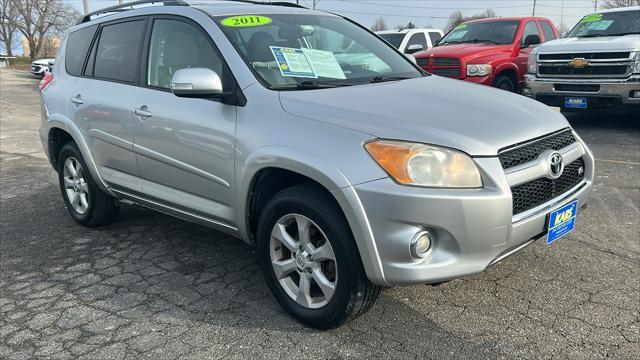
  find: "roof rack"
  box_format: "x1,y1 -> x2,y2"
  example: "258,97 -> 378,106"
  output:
77,0 -> 307,25
77,0 -> 188,24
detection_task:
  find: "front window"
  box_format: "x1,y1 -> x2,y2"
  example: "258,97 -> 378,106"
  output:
377,33 -> 405,49
438,20 -> 520,46
567,10 -> 640,38
214,14 -> 422,90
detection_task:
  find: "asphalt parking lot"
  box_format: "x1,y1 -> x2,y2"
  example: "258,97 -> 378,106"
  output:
0,68 -> 638,359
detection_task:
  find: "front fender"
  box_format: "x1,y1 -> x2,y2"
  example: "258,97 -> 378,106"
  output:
236,145 -> 388,285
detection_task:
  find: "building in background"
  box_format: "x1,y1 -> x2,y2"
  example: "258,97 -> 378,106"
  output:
22,36 -> 60,58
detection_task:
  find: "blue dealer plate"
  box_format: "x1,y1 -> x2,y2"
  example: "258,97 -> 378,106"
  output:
565,97 -> 587,109
547,200 -> 578,244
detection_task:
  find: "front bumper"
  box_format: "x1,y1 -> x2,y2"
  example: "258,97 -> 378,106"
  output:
347,136 -> 594,286
524,74 -> 640,109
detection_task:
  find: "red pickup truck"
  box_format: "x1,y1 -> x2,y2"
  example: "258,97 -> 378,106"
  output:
414,17 -> 558,92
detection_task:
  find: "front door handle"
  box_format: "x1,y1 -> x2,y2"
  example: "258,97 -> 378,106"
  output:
134,106 -> 152,118
69,95 -> 83,105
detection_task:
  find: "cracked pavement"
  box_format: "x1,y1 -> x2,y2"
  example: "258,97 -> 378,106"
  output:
1,69 -> 638,359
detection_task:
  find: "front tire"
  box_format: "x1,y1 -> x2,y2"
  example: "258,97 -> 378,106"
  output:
58,142 -> 119,227
257,183 -> 381,329
495,74 -> 516,92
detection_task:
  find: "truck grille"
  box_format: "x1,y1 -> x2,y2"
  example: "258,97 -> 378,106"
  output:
423,57 -> 462,78
539,64 -> 628,76
537,52 -> 633,78
511,158 -> 585,215
498,129 -> 576,170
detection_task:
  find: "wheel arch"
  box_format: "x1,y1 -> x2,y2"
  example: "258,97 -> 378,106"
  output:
238,146 -> 387,285
494,64 -> 519,90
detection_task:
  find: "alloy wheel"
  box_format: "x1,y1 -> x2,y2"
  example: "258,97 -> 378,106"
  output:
269,214 -> 338,309
62,157 -> 89,214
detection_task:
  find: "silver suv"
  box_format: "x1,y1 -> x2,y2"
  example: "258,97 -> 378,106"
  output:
40,0 -> 594,329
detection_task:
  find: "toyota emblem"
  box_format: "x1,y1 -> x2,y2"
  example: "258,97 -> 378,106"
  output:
548,152 -> 564,178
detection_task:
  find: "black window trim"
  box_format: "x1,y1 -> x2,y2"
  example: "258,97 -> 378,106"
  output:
65,24 -> 99,77
139,14 -> 245,106
82,15 -> 150,86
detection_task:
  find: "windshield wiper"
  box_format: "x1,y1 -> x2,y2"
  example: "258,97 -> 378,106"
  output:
580,32 -> 639,38
468,38 -> 500,44
271,80 -> 352,90
370,76 -> 412,83
436,40 -> 461,46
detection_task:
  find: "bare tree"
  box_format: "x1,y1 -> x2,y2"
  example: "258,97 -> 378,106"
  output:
601,0 -> 640,8
370,16 -> 388,32
11,0 -> 79,61
396,21 -> 416,31
0,0 -> 20,56
445,9 -> 497,32
557,22 -> 570,35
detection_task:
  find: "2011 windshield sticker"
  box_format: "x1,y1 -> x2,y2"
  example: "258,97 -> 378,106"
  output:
270,47 -> 317,78
221,16 -> 272,27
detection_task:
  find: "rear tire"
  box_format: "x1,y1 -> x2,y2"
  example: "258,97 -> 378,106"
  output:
495,74 -> 516,92
58,142 -> 119,227
257,183 -> 381,329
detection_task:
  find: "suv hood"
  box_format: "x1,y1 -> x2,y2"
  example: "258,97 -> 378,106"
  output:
32,59 -> 54,65
417,43 -> 512,60
537,35 -> 640,53
279,76 -> 569,156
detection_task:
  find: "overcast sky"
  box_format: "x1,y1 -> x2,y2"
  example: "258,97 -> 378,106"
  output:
64,0 -> 599,30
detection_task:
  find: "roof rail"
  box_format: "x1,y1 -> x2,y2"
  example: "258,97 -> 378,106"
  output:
217,0 -> 306,8
77,0 -> 188,24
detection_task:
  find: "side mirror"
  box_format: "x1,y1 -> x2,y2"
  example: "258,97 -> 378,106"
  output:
405,44 -> 424,54
170,68 -> 223,97
521,34 -> 541,48
47,60 -> 55,66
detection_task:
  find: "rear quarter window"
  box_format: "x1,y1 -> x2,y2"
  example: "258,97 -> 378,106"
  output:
428,32 -> 442,46
65,25 -> 97,77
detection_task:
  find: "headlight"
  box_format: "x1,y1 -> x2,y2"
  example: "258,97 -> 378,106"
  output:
466,64 -> 492,77
633,51 -> 640,74
528,47 -> 539,74
365,140 -> 483,188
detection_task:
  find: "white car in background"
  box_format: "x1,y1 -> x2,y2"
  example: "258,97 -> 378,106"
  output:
376,28 -> 444,54
31,58 -> 55,77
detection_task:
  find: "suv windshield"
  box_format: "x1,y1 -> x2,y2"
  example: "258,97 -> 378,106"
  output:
377,33 -> 405,49
438,20 -> 520,46
567,10 -> 640,38
214,14 -> 422,89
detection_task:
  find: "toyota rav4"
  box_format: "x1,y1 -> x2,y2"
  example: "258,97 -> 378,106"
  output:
40,0 -> 594,329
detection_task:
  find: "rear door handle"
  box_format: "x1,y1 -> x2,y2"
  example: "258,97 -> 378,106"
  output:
69,95 -> 83,105
134,106 -> 152,118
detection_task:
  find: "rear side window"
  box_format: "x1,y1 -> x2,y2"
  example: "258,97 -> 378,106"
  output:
65,25 -> 97,76
428,32 -> 442,46
539,21 -> 557,41
93,20 -> 146,83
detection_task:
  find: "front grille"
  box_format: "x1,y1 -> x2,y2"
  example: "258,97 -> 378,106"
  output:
416,58 -> 428,68
498,130 -> 576,170
433,57 -> 460,66
539,64 -> 628,77
539,52 -> 630,60
432,68 -> 461,77
511,158 -> 585,215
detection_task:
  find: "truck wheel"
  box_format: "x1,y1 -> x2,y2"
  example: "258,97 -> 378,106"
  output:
58,142 -> 119,227
257,183 -> 381,329
495,75 -> 516,92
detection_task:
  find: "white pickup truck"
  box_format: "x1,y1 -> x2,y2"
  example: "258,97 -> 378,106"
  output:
524,6 -> 640,111
376,29 -> 444,55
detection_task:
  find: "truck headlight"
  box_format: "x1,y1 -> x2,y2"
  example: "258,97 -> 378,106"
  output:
365,140 -> 483,188
633,51 -> 640,74
466,64 -> 492,77
528,48 -> 539,74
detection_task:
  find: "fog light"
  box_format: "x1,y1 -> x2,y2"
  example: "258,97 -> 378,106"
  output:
410,230 -> 433,258
631,90 -> 640,98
